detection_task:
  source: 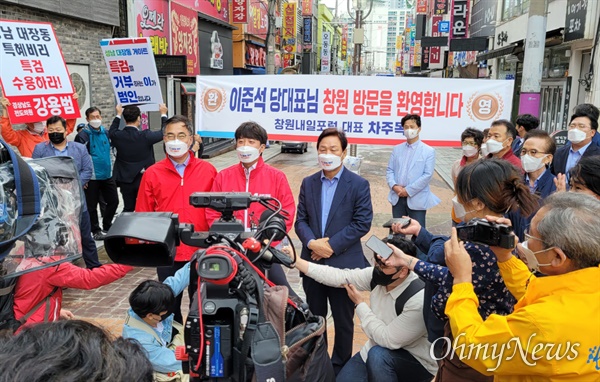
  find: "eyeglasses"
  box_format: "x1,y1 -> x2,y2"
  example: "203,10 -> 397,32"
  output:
164,133 -> 189,141
520,149 -> 547,156
568,123 -> 591,130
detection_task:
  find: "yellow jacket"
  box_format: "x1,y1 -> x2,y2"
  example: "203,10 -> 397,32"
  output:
445,256 -> 600,381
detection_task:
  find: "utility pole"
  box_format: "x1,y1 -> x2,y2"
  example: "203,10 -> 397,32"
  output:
266,0 -> 276,75
519,0 -> 548,117
331,0 -> 340,74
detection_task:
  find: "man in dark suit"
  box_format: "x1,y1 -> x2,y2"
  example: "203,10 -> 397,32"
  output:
551,112 -> 600,185
295,128 -> 373,375
512,114 -> 539,156
109,104 -> 167,212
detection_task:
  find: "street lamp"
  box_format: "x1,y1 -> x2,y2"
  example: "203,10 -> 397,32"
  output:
347,0 -> 374,76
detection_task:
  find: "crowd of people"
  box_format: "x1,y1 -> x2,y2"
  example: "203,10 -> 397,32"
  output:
0,93 -> 599,382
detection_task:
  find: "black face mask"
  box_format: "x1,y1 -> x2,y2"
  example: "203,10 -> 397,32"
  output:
48,132 -> 65,145
372,266 -> 399,287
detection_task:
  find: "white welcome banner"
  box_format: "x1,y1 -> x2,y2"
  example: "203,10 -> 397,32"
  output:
196,75 -> 514,146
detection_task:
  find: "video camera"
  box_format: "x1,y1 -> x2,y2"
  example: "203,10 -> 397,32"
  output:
104,192 -> 312,382
456,218 -> 515,249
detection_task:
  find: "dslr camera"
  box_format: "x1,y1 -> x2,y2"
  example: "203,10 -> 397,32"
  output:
456,218 -> 515,249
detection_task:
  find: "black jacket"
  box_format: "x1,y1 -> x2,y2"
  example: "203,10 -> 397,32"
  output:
108,116 -> 166,183
550,142 -> 600,176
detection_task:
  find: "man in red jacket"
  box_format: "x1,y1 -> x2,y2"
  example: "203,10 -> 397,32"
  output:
14,259 -> 133,328
135,115 -> 217,323
207,121 -> 297,295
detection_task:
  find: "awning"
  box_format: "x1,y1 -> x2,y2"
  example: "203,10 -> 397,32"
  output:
181,82 -> 196,95
476,44 -> 518,61
421,36 -> 448,47
449,37 -> 488,52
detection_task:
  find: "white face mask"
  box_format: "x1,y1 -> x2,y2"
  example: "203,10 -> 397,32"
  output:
237,146 -> 260,163
486,138 -> 506,154
568,128 -> 588,144
318,153 -> 342,171
480,143 -> 489,157
462,145 -> 479,158
518,241 -> 553,273
165,139 -> 188,158
32,122 -> 45,134
404,128 -> 419,140
452,196 -> 476,221
521,154 -> 548,173
89,119 -> 102,129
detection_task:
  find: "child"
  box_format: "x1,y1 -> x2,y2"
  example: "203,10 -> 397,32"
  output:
122,262 -> 190,382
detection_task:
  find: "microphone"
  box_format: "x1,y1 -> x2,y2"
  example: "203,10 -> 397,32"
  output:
258,210 -> 287,242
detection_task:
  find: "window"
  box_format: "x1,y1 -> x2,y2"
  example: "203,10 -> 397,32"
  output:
502,0 -> 530,21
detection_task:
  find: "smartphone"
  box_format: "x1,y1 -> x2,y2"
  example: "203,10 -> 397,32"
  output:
392,218 -> 412,228
365,235 -> 393,260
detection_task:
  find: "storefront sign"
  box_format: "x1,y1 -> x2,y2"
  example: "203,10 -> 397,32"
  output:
232,0 -> 249,23
421,46 -> 430,70
196,75 -> 515,145
430,16 -> 443,64
470,0 -> 497,37
341,25 -> 348,61
282,3 -> 297,55
0,20 -> 80,122
247,0 -> 268,37
302,0 -> 312,16
209,31 -> 224,69
438,20 -> 450,33
135,0 -> 169,55
100,37 -> 163,107
564,0 -> 587,42
185,0 -> 229,24
434,0 -> 448,15
416,0 -> 427,13
245,43 -> 265,67
321,31 -> 331,73
283,53 -> 294,68
303,17 -> 312,43
450,0 -> 470,38
171,2 -> 200,76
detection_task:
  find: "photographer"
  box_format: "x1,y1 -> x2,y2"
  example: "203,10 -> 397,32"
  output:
387,159 -> 539,381
444,192 -> 600,380
122,262 -> 190,382
284,237 -> 436,382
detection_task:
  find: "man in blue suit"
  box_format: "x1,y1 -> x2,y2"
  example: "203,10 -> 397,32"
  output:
295,128 -> 373,375
386,114 -> 440,228
32,115 -> 100,268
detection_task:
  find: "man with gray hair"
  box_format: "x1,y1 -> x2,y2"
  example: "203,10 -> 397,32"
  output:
442,192 -> 600,380
135,115 -> 217,323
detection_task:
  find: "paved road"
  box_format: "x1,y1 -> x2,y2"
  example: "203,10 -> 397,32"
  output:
63,142 -> 462,357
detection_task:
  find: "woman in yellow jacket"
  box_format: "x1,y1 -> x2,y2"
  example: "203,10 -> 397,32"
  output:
439,192 -> 600,381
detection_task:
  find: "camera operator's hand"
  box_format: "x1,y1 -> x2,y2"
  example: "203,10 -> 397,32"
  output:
383,244 -> 417,270
309,238 -> 333,261
344,283 -> 365,305
445,228 -> 473,284
391,218 -> 421,237
282,246 -> 309,273
483,215 -> 518,263
59,308 -> 74,320
554,173 -> 567,193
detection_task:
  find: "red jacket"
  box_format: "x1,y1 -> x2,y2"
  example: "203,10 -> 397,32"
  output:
1,116 -> 75,157
207,157 -> 296,233
136,153 -> 217,261
14,261 -> 132,326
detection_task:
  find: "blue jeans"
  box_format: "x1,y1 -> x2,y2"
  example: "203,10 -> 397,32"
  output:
392,197 -> 427,228
336,346 -> 433,382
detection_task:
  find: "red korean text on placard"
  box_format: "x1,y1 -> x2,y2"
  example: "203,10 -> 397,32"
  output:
6,93 -> 79,122
323,88 -> 349,115
396,91 -> 464,118
352,90 -> 393,116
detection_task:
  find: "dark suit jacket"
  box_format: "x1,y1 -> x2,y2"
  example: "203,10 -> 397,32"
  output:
295,168 -> 373,269
511,137 -> 524,157
109,116 -> 165,183
550,142 -> 600,175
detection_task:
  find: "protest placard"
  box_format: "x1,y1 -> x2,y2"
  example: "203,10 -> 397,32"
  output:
0,20 -> 79,123
100,37 -> 163,108
196,75 -> 514,146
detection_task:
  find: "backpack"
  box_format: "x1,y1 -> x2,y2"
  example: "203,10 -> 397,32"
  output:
370,276 -> 426,315
0,279 -> 57,335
